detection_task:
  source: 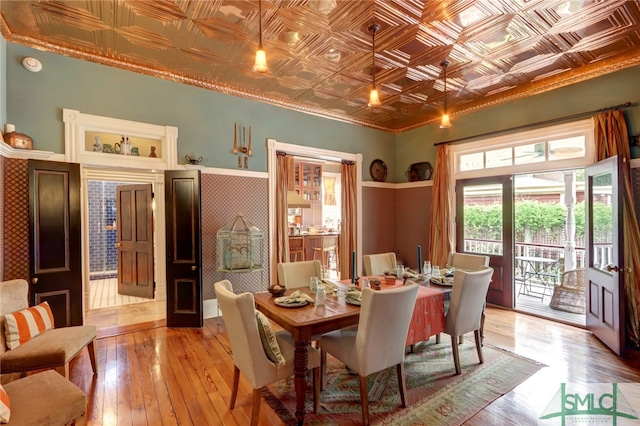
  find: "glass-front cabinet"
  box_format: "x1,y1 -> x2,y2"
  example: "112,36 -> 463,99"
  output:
293,161 -> 323,227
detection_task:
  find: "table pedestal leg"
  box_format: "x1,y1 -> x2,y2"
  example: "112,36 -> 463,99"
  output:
294,340 -> 309,425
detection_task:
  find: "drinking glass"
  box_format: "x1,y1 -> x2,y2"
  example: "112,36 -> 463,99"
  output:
315,285 -> 326,306
309,276 -> 319,293
396,264 -> 405,278
423,261 -> 432,277
361,278 -> 370,289
431,265 -> 440,278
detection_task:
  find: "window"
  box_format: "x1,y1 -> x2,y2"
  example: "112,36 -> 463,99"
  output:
453,119 -> 594,179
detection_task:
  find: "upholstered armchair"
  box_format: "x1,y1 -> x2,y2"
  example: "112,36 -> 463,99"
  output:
0,279 -> 97,379
318,284 -> 419,425
443,266 -> 494,374
363,252 -> 397,276
214,280 -> 321,426
276,260 -> 322,288
1,370 -> 87,425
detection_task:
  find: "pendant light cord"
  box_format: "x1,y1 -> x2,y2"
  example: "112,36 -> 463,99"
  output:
258,0 -> 263,48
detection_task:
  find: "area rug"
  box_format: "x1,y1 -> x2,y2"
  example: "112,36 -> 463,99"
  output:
263,339 -> 545,425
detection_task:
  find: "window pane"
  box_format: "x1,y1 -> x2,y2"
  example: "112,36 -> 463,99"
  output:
486,147 -> 512,168
462,184 -> 503,255
460,152 -> 484,171
548,136 -> 585,160
514,143 -> 545,164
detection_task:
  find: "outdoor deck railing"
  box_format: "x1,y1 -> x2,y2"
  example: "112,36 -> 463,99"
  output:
462,239 -> 613,275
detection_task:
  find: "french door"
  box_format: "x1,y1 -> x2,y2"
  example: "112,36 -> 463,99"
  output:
585,156 -> 624,355
455,175 -> 514,308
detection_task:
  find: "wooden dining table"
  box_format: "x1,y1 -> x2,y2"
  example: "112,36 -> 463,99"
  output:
253,276 -> 451,425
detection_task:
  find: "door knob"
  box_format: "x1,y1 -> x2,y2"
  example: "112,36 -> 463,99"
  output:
605,264 -> 620,272
31,277 -> 38,284
191,265 -> 197,271
115,242 -> 121,248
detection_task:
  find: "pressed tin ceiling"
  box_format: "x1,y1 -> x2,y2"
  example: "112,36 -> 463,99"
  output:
1,0 -> 640,133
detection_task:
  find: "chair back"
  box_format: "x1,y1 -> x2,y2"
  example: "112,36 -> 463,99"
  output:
356,284 -> 419,377
445,266 -> 493,336
363,252 -> 397,276
0,279 -> 30,355
562,269 -> 586,290
321,235 -> 338,249
277,260 -> 322,288
446,252 -> 489,271
214,280 -> 274,388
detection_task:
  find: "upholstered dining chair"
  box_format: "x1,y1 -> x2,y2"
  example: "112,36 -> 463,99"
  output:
363,252 -> 397,276
446,252 -> 489,271
0,279 -> 97,379
318,284 -> 419,426
277,260 -> 322,288
443,266 -> 494,375
214,280 -> 321,426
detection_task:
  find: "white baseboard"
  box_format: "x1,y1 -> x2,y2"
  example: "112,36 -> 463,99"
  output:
204,298 -> 220,319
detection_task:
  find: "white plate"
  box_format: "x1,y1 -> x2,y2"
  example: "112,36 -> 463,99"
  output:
430,277 -> 453,287
345,297 -> 361,306
274,296 -> 309,308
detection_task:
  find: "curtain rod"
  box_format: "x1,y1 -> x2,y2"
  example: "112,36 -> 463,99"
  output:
434,101 -> 633,147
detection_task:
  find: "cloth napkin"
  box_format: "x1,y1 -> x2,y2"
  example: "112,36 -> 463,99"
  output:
280,290 -> 315,304
345,289 -> 362,303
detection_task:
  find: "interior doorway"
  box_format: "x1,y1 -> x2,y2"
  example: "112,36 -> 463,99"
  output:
83,173 -> 166,330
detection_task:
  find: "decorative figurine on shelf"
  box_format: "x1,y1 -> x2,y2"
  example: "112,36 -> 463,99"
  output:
92,136 -> 102,152
149,146 -> 157,157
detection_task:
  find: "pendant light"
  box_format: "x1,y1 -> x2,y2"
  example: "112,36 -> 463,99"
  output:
253,0 -> 268,73
440,59 -> 451,128
367,22 -> 381,108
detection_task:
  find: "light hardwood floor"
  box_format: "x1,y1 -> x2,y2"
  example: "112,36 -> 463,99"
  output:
86,278 -> 165,330
65,307 -> 640,426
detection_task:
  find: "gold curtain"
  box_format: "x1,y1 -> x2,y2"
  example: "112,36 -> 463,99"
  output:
429,144 -> 454,268
275,153 -> 291,277
340,162 -> 357,280
594,111 -> 640,348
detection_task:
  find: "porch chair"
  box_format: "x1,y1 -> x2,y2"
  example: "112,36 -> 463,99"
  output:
318,284 -> 419,425
276,260 -> 322,288
214,280 -> 320,426
363,252 -> 397,276
0,279 -> 97,379
550,269 -> 586,314
442,266 -> 494,374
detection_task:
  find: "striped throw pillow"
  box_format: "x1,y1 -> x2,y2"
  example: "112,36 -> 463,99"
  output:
3,302 -> 55,350
0,383 -> 10,423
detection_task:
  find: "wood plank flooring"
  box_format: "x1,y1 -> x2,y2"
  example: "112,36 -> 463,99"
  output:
59,307 -> 640,425
89,278 -> 150,309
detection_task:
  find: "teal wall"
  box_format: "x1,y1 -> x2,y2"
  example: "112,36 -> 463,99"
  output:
395,65 -> 640,182
3,42 -> 640,183
4,43 -> 395,178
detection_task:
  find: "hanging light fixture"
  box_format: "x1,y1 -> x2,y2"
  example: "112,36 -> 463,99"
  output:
440,59 -> 452,128
253,0 -> 268,73
367,22 -> 381,108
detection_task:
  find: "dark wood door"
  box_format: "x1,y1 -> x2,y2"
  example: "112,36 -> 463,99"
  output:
116,184 -> 155,299
586,156 -> 625,355
28,160 -> 82,326
165,170 -> 203,328
455,175 -> 514,308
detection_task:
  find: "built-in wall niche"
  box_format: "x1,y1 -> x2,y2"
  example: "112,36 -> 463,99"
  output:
85,131 -> 162,159
64,108 -> 178,170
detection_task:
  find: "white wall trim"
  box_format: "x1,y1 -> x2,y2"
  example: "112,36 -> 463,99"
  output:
267,138 -> 363,283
